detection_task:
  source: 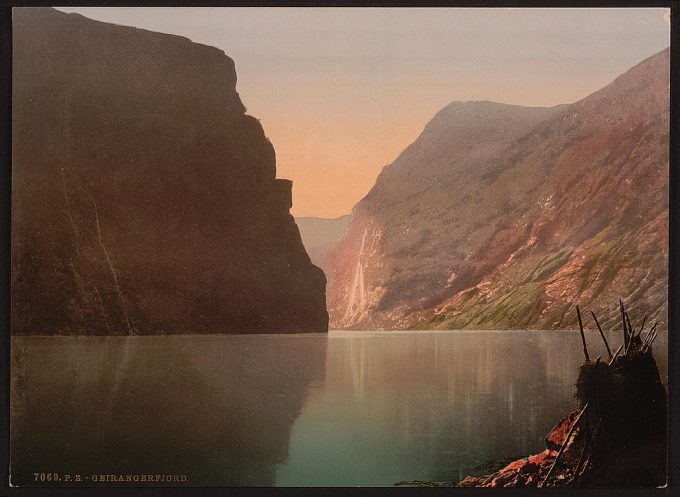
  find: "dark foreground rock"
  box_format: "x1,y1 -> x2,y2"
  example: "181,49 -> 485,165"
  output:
12,8 -> 328,334
457,328 -> 667,488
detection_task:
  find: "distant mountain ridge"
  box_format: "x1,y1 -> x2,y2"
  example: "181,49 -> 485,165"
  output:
295,215 -> 351,253
324,48 -> 669,330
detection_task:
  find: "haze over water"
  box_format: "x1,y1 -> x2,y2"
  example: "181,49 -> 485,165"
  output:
11,330 -> 667,487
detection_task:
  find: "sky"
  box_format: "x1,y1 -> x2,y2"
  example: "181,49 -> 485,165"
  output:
57,7 -> 670,218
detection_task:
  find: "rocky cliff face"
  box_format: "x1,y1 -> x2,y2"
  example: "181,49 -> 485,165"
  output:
12,8 -> 328,334
325,49 -> 669,330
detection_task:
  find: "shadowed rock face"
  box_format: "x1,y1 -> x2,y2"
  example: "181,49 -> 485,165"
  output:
12,7 -> 328,334
325,49 -> 669,330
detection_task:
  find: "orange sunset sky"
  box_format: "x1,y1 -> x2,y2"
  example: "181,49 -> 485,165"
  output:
57,7 -> 670,218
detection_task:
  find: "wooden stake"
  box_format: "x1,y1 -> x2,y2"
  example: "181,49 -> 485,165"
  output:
624,312 -> 636,354
643,328 -> 660,353
648,330 -> 659,348
539,403 -> 589,488
641,325 -> 653,348
624,311 -> 634,355
591,311 -> 612,358
619,300 -> 628,351
636,314 -> 648,339
575,423 -> 600,484
608,345 -> 623,365
592,356 -> 602,413
642,322 -> 659,349
573,421 -> 590,481
577,305 -> 590,362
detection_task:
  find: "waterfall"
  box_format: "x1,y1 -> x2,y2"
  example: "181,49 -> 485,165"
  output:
91,196 -> 134,335
59,168 -> 81,260
344,228 -> 369,321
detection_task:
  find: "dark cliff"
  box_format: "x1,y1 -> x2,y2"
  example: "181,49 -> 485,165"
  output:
325,49 -> 668,330
12,8 -> 328,334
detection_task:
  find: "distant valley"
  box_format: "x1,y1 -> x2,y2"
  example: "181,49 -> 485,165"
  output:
295,215 -> 351,252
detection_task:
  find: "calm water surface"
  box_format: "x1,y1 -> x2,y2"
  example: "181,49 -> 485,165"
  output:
11,330 -> 667,487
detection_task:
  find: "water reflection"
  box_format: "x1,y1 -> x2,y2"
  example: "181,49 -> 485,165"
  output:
11,335 -> 327,486
276,330 -> 667,486
11,331 -> 666,487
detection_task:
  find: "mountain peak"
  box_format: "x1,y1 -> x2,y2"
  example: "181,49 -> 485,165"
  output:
575,47 -> 669,112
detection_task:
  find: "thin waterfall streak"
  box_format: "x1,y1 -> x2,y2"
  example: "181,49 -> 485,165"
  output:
344,260 -> 364,320
357,263 -> 366,309
91,196 -> 134,335
60,169 -> 81,261
344,227 -> 368,321
91,283 -> 113,333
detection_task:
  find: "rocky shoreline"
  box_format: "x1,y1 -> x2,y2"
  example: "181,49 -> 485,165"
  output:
457,305 -> 666,488
397,305 -> 667,489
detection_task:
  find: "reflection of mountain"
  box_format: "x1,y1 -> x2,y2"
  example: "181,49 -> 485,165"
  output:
278,331 -> 668,486
324,49 -> 669,330
11,335 -> 327,486
277,332 -> 580,486
12,8 -> 327,335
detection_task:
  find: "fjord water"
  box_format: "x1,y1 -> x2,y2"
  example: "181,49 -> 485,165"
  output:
11,330 -> 667,487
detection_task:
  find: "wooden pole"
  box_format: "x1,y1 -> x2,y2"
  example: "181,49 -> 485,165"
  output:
619,300 -> 628,351
575,422 -> 600,485
642,322 -> 659,349
648,330 -> 659,348
636,314 -> 648,339
591,311 -> 612,358
576,305 -> 590,362
539,403 -> 589,488
643,328 -> 660,353
608,345 -> 623,365
573,421 -> 590,481
624,312 -> 636,354
624,311 -> 634,355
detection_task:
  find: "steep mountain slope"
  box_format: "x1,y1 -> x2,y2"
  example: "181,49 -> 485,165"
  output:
325,48 -> 669,330
12,8 -> 328,334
